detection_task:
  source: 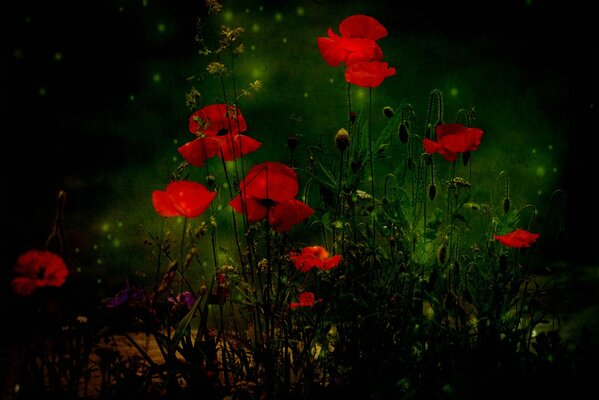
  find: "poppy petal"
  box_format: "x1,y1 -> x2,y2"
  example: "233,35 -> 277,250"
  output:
269,199 -> 314,232
318,35 -> 348,67
339,15 -> 388,40
153,181 -> 216,218
321,255 -> 342,271
178,137 -> 222,167
11,277 -> 37,297
240,162 -> 299,202
229,195 -> 268,223
423,138 -> 441,155
345,61 -> 396,88
189,104 -> 247,137
216,134 -> 262,161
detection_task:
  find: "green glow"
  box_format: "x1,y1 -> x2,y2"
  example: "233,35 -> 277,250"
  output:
531,148 -> 537,154
118,221 -> 123,227
75,248 -> 80,253
172,156 -> 178,162
157,22 -> 166,33
173,138 -> 178,144
38,87 -> 47,96
535,166 -> 546,177
118,6 -> 124,12
223,10 -> 233,22
97,258 -> 103,265
113,239 -> 121,248
222,182 -> 229,189
152,73 -> 161,83
251,67 -> 262,78
282,37 -> 288,43
251,45 -> 256,51
101,223 -> 110,232
13,49 -> 23,60
245,8 -> 250,13
275,12 -> 283,22
553,167 -> 558,172
296,6 -> 305,16
97,278 -> 102,284
450,87 -> 458,97
217,205 -> 223,211
329,78 -> 334,83
107,234 -> 112,240
548,144 -> 553,150
76,267 -> 82,273
93,244 -> 98,250
251,23 -> 260,33
129,95 -> 135,101
303,92 -> 309,98
53,52 -> 63,61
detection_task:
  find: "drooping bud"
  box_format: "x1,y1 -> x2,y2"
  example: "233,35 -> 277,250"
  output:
437,244 -> 447,265
502,197 -> 511,214
428,183 -> 437,201
398,122 -> 409,144
206,175 -> 216,189
349,111 -> 357,124
383,106 -> 395,118
335,128 -> 350,152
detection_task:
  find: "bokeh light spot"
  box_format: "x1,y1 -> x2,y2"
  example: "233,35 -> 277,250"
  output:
39,87 -> 47,96
548,144 -> 553,150
535,166 -> 546,177
93,244 -> 98,250
282,37 -> 288,43
129,95 -> 135,101
303,92 -> 309,98
97,278 -> 102,285
97,259 -> 103,265
531,148 -> 537,154
113,239 -> 121,248
157,23 -> 166,33
553,167 -> 558,172
329,78 -> 334,83
251,45 -> 256,51
101,223 -> 110,232
251,67 -> 262,78
296,6 -> 305,16
450,87 -> 458,97
223,10 -> 233,22
275,12 -> 283,22
251,23 -> 260,33
53,52 -> 63,62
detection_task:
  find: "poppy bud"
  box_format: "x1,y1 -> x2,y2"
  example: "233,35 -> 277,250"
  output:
335,128 -> 350,152
502,197 -> 511,214
383,106 -> 394,118
287,135 -> 299,151
429,183 -> 437,201
398,123 -> 409,144
206,175 -> 216,188
349,111 -> 357,124
438,244 -> 447,265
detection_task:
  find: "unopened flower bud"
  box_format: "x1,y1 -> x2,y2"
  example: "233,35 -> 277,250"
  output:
335,128 -> 350,152
438,244 -> 447,265
349,111 -> 357,124
429,183 -> 437,201
398,123 -> 409,144
502,197 -> 511,214
383,106 -> 394,118
462,151 -> 471,166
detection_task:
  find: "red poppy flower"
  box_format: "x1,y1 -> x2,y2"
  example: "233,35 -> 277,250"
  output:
290,291 -> 317,309
423,124 -> 484,163
11,250 -> 69,297
229,161 -> 314,232
290,246 -> 342,272
344,61 -> 396,88
494,229 -> 540,248
178,104 -> 261,167
152,180 -> 216,218
318,15 -> 387,67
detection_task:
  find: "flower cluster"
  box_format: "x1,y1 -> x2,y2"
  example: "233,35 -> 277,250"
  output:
318,14 -> 396,88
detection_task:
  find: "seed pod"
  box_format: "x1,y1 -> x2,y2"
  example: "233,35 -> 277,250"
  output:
335,128 -> 350,152
398,123 -> 409,144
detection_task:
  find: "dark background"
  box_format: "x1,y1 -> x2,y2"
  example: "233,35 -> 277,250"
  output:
1,0 -> 597,326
